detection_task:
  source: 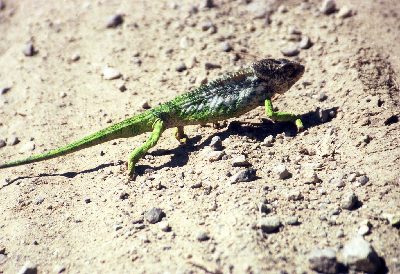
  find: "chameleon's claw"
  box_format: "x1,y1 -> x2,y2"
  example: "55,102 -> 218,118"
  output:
295,118 -> 304,132
174,126 -> 188,144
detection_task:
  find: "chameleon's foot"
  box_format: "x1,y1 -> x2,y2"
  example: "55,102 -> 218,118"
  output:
295,118 -> 304,132
174,126 -> 188,144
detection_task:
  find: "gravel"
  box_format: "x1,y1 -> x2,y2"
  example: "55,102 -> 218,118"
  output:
0,139 -> 6,148
6,135 -> 19,146
298,35 -> 312,49
0,86 -> 11,95
231,154 -> 251,167
308,248 -> 339,274
230,168 -> 256,184
0,0 -> 5,10
196,231 -> 210,241
23,43 -> 36,57
204,62 -> 221,70
207,150 -> 225,162
357,175 -> 369,185
159,221 -> 171,232
220,41 -> 232,52
281,45 -> 300,57
263,135 -> 274,146
340,192 -> 359,210
106,14 -> 124,28
258,216 -> 282,233
273,164 -> 291,180
175,62 -> 187,72
286,216 -> 299,226
337,6 -> 352,18
320,0 -> 337,15
17,262 -> 38,274
286,190 -> 303,201
209,136 -> 222,151
144,208 -> 165,224
102,67 -> 122,80
341,237 -> 381,273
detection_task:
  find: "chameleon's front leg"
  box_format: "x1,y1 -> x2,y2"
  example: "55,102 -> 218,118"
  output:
265,98 -> 304,131
127,119 -> 165,178
174,126 -> 188,144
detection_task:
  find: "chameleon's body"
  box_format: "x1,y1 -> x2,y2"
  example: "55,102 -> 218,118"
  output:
0,59 -> 305,177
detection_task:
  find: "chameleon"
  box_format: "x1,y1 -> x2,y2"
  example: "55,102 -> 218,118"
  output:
0,58 -> 305,178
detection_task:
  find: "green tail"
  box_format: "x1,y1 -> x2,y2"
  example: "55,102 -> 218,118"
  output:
0,112 -> 154,169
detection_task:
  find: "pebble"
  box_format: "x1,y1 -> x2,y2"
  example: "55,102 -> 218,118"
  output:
303,170 -> 320,184
19,141 -> 35,153
23,42 -> 36,57
190,182 -> 202,189
258,216 -> 282,233
0,0 -> 5,10
382,213 -> 400,227
204,62 -> 221,70
337,6 -> 352,18
232,154 -> 251,167
230,168 -> 256,184
320,0 -> 336,15
141,100 -> 151,109
69,53 -> 80,62
35,197 -> 44,205
7,135 -> 19,146
119,192 -> 129,200
342,237 -> 381,273
144,208 -> 165,224
200,0 -> 214,9
207,150 -> 225,162
84,197 -> 91,204
318,92 -> 328,102
102,67 -> 122,80
209,136 -> 222,151
357,175 -> 369,185
286,216 -> 299,226
263,135 -> 274,147
197,231 -> 210,241
220,41 -> 232,52
106,14 -> 123,28
159,221 -> 171,232
0,86 -> 11,95
201,20 -> 214,32
340,192 -> 359,210
298,35 -> 312,49
175,62 -> 187,72
0,139 -> 5,148
286,190 -> 303,201
17,262 -> 38,274
358,224 -> 370,236
281,45 -> 299,57
308,248 -> 339,274
274,164 -> 291,180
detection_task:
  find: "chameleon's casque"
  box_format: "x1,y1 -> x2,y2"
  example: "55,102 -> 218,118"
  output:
0,58 -> 305,177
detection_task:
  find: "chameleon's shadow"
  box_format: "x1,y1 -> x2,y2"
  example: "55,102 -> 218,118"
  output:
141,107 -> 338,173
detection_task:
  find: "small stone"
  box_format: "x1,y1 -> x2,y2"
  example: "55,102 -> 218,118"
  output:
197,231 -> 210,241
119,192 -> 129,200
286,190 -> 303,201
286,216 -> 299,226
304,171 -> 320,184
274,164 -> 291,180
84,197 -> 91,204
299,35 -> 312,49
35,197 -> 45,205
159,221 -> 171,232
382,213 -> 400,227
179,36 -> 193,49
17,262 -> 38,274
19,141 -> 35,153
230,168 -> 257,184
320,0 -> 336,15
204,62 -> 221,70
102,67 -> 122,80
209,136 -> 222,151
200,0 -> 214,9
232,155 -> 251,167
144,208 -> 165,224
207,150 -> 225,162
263,135 -> 274,147
7,135 -> 20,146
258,216 -> 282,233
337,6 -> 352,18
201,20 -> 214,31
69,53 -> 80,62
106,14 -> 123,28
358,224 -> 370,236
342,237 -> 381,273
117,82 -> 127,92
0,0 -> 5,10
340,192 -> 359,210
190,182 -> 202,189
220,41 -> 232,52
141,100 -> 151,109
175,62 -> 187,72
23,43 -> 37,57
0,87 -> 11,95
0,139 -> 6,148
281,45 -> 299,57
308,248 -> 339,274
318,93 -> 328,102
357,175 -> 369,185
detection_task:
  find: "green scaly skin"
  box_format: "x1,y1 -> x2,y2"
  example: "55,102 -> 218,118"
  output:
0,59 -> 305,178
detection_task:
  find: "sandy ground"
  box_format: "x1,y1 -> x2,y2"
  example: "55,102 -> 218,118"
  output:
0,0 -> 399,273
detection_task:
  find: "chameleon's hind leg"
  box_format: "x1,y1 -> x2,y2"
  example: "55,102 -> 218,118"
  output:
265,98 -> 304,131
127,119 -> 165,178
174,126 -> 188,144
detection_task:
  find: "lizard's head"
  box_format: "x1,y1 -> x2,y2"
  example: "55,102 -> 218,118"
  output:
252,59 -> 304,94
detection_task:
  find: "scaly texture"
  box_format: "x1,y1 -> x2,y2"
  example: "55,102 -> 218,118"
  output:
0,58 -> 305,177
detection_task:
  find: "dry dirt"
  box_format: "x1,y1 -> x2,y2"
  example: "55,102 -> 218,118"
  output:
0,0 -> 399,273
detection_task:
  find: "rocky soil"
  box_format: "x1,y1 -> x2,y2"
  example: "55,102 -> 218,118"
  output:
0,0 -> 399,273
